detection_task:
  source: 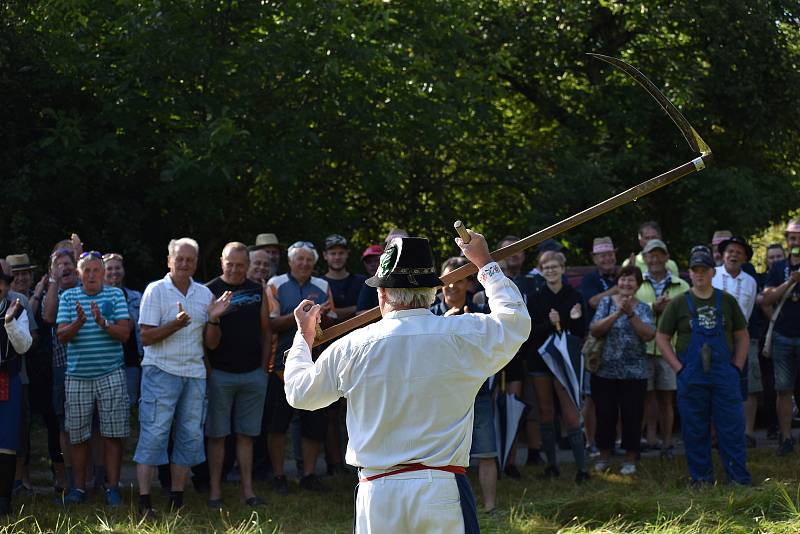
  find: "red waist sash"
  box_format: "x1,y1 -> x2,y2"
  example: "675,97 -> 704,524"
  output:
359,463 -> 466,483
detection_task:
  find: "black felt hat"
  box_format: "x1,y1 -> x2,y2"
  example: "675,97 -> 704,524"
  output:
717,236 -> 753,261
365,237 -> 442,289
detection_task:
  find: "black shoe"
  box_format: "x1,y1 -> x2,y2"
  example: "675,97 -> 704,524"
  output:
139,507 -> 158,522
660,445 -> 675,460
272,475 -> 289,495
778,437 -> 795,456
526,449 -> 544,465
326,462 -> 347,476
767,425 -> 779,440
575,470 -> 590,484
0,496 -> 11,517
206,498 -> 223,510
192,478 -> 210,493
299,474 -> 329,492
538,465 -> 560,479
503,464 -> 522,480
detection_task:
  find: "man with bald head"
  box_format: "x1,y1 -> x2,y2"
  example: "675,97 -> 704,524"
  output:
204,242 -> 270,509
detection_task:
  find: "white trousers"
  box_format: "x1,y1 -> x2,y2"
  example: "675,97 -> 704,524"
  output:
356,470 -> 465,534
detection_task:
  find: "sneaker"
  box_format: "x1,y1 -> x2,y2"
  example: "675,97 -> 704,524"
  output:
105,487 -> 123,507
778,437 -> 795,456
620,463 -> 637,476
60,488 -> 87,505
586,444 -> 600,458
593,460 -> 609,472
272,475 -> 289,495
299,474 -> 329,492
660,445 -> 675,460
575,470 -> 590,484
503,464 -> 522,480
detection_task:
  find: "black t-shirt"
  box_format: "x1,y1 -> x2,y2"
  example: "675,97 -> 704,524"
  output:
206,277 -> 264,373
324,273 -> 366,309
766,259 -> 800,338
528,284 -> 587,351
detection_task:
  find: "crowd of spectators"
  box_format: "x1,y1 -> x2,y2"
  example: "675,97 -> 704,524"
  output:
1,217 -> 799,517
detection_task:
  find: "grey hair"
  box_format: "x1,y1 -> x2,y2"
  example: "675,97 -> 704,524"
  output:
383,287 -> 437,309
288,244 -> 319,263
168,238 -> 199,258
222,241 -> 249,260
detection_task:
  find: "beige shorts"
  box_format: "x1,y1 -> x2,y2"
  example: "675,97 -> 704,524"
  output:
647,356 -> 676,392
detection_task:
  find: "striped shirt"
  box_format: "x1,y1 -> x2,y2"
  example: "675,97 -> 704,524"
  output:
56,286 -> 129,378
139,274 -> 213,379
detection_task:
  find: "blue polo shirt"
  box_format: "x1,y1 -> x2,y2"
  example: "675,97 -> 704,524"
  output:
267,273 -> 331,371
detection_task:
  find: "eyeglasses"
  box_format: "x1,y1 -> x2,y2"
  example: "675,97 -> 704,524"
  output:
102,253 -> 124,262
541,264 -> 562,271
289,241 -> 316,250
79,251 -> 103,259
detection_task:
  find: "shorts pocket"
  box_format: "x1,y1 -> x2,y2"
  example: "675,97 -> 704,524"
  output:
139,398 -> 156,424
200,398 -> 209,430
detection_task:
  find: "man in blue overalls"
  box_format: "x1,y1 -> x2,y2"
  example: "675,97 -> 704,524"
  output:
655,247 -> 751,485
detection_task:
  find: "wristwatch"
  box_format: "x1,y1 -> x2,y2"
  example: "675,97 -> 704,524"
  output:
102,319 -> 110,329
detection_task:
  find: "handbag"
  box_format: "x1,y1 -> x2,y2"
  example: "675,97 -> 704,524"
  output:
762,281 -> 797,358
583,297 -> 610,373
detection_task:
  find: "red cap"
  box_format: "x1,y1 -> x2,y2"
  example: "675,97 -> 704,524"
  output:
361,245 -> 384,259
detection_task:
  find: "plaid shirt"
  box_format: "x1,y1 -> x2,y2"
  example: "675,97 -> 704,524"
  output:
43,291 -> 69,368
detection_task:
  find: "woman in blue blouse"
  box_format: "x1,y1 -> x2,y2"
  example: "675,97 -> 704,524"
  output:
589,265 -> 655,475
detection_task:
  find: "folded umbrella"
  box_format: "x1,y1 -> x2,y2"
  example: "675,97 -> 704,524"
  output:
492,372 -> 529,472
538,331 -> 584,413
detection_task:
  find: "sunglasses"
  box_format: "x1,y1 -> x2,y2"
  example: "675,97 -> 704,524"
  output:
79,251 -> 103,259
102,253 -> 124,262
290,241 -> 316,250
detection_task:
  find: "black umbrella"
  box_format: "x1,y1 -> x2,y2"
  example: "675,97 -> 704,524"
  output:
492,372 -> 529,472
538,330 -> 584,412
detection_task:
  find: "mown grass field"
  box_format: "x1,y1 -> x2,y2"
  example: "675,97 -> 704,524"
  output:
6,446 -> 800,533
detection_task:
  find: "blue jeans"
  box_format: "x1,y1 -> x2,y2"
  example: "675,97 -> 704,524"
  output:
133,365 -> 207,467
470,391 -> 497,458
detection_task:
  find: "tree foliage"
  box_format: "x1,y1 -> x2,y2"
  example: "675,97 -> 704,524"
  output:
1,0 -> 798,284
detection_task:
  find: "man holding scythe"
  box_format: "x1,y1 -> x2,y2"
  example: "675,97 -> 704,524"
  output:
285,231 -> 531,533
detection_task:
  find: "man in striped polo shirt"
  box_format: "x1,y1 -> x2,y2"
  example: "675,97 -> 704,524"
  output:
56,252 -> 130,506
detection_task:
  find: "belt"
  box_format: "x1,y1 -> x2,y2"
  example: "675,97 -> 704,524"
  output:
359,463 -> 466,483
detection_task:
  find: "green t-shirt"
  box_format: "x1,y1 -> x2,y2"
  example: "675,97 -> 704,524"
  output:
657,289 -> 747,354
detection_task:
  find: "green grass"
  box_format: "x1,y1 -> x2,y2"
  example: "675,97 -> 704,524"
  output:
7,448 -> 800,532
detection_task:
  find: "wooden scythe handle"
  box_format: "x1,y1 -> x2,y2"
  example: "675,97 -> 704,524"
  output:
453,221 -> 471,243
291,154 -> 709,353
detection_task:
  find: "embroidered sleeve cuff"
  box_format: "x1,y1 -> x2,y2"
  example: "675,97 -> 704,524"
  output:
477,262 -> 504,286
